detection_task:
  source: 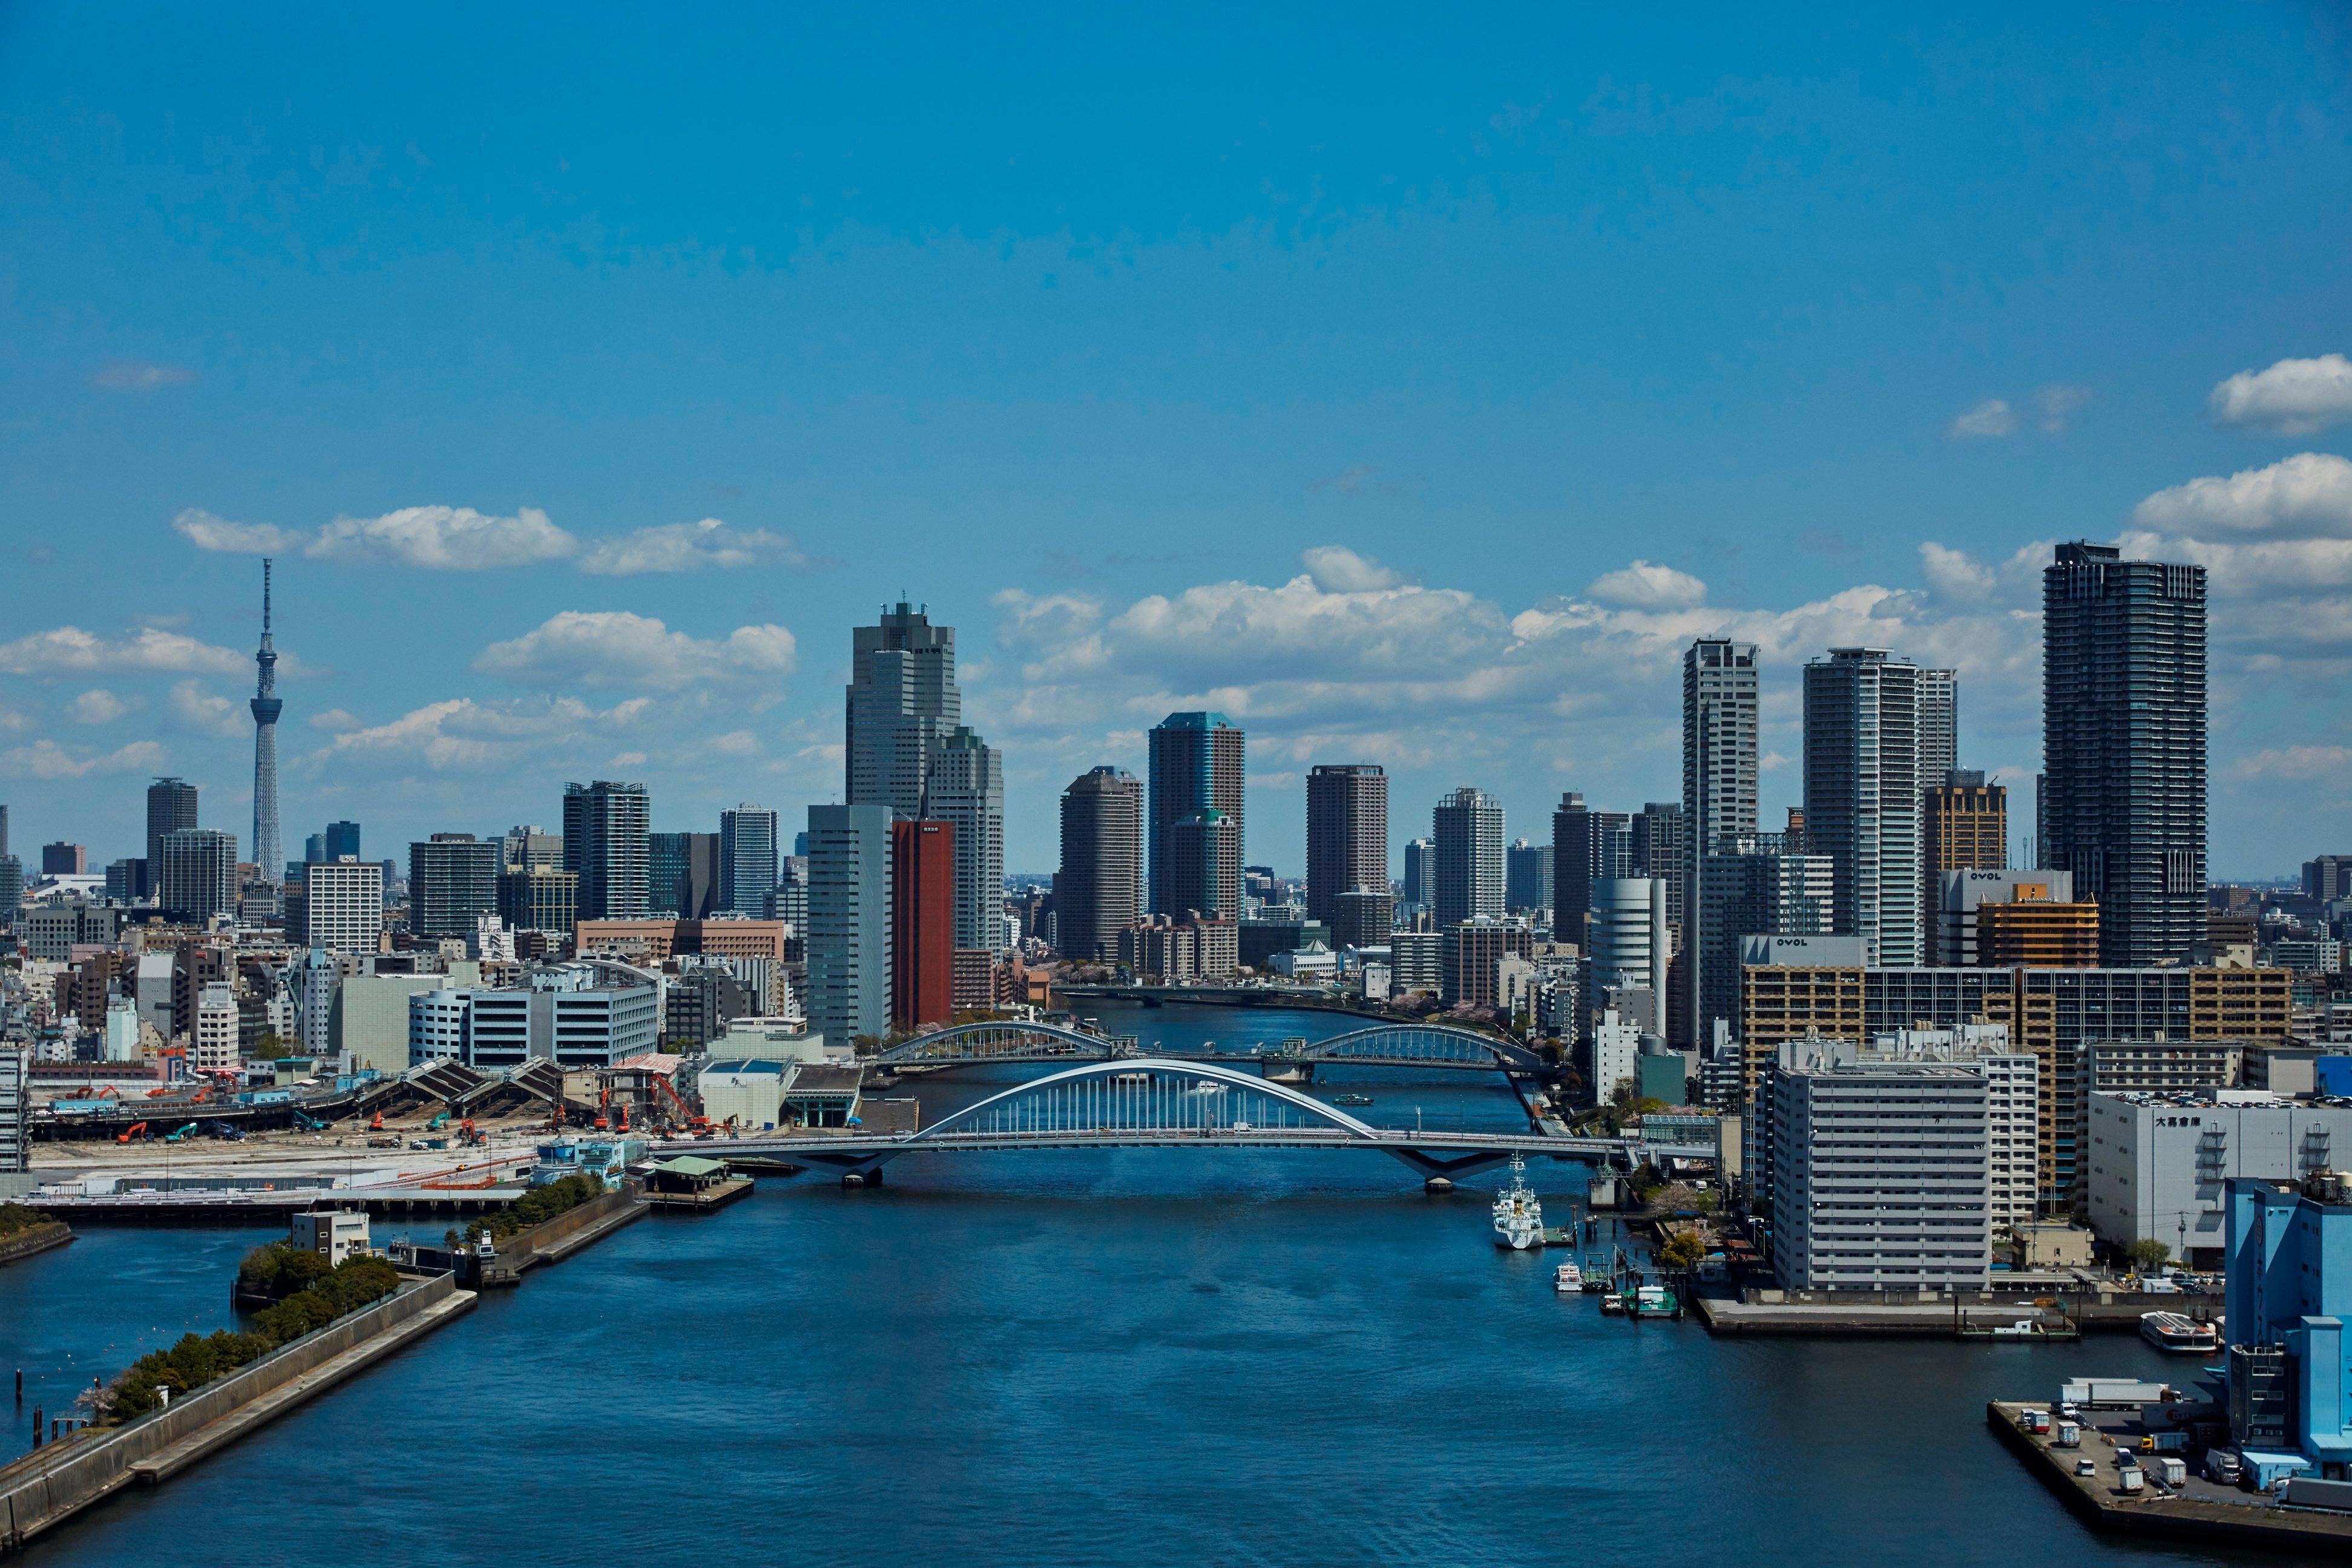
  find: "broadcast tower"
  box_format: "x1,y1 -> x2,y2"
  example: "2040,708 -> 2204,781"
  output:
249,559 -> 283,882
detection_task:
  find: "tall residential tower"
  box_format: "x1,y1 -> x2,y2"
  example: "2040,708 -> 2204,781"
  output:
1682,638 -> 1760,1045
1147,712 -> 1244,916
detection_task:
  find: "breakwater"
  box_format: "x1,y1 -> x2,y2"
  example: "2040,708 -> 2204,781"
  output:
0,1224 -> 71,1270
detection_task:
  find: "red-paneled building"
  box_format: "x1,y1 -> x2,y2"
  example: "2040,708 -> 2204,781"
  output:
891,819 -> 955,1031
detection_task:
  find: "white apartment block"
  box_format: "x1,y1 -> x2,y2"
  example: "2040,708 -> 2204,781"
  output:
304,856 -> 384,956
194,981 -> 241,1073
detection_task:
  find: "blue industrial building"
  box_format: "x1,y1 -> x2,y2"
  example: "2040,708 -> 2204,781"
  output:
2224,1172 -> 2352,1480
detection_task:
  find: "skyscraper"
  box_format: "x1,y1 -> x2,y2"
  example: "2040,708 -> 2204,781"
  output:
157,827 -> 238,922
1305,764 -> 1388,926
324,820 -> 362,862
1401,838 -> 1434,913
890,818 -> 954,1030
146,777 -> 199,884
1918,668 -> 1959,784
1147,712 -> 1244,916
807,803 -> 892,1043
2041,542 -> 2208,966
1804,647 -> 1945,966
1163,809 -> 1241,919
1056,766 -> 1143,962
1632,802 -> 1687,931
846,600 -> 961,817
1925,770 -> 2008,959
563,780 -> 651,921
304,857 -> 384,954
409,833 -> 501,939
925,727 -> 1004,952
648,831 -> 720,917
247,559 -> 284,884
1551,793 -> 1631,942
1430,787 -> 1505,928
1505,839 -> 1551,914
1696,833 -> 1833,1031
719,805 -> 780,917
1683,638 -> 1760,1045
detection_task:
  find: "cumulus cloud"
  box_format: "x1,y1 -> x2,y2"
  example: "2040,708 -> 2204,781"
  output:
1950,399 -> 2016,439
68,689 -> 134,724
2037,384 -> 2092,433
1301,545 -> 1405,593
327,695 -> 652,771
1586,560 -> 1706,609
170,680 -> 247,738
309,506 -> 579,570
578,519 -> 815,576
308,709 -> 362,732
1,739 -> 166,779
474,611 -> 797,691
2232,746 -> 2352,781
1916,540 -> 2051,606
710,729 -> 760,755
90,361 -> 194,392
2209,354 -> 2352,436
0,626 -> 246,677
2132,453 -> 2352,540
171,508 -> 302,554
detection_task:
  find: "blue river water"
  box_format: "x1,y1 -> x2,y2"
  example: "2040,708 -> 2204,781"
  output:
0,1003 -> 2285,1566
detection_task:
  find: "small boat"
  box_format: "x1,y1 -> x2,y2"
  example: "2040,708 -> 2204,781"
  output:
1554,1260 -> 1584,1293
1599,1291 -> 1626,1314
2140,1311 -> 2220,1354
1632,1283 -> 1679,1319
1330,1093 -> 1373,1107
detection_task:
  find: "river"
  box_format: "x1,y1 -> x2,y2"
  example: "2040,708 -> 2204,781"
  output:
1,1002 -> 2269,1566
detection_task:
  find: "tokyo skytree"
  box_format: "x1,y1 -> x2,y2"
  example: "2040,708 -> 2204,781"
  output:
249,558 -> 283,882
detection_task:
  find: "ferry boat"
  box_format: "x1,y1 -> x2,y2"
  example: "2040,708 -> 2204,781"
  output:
2139,1311 -> 2220,1354
1491,1156 -> 1543,1250
1554,1260 -> 1585,1293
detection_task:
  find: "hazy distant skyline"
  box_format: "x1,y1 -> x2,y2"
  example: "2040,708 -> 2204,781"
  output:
5,5 -> 2351,877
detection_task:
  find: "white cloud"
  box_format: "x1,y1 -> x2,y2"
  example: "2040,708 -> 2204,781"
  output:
0,626 -> 246,677
90,361 -> 194,392
2132,452 -> 2352,539
1950,399 -> 2015,439
327,695 -> 651,772
2036,384 -> 2092,433
1,738 -> 165,779
710,729 -> 760,755
1916,540 -> 2051,606
2209,354 -> 2352,436
308,709 -> 362,732
609,750 -> 649,767
171,508 -> 302,554
2232,745 -> 2352,781
578,519 -> 812,576
68,689 -> 134,724
308,506 -> 579,570
1301,545 -> 1404,593
473,611 -> 797,691
170,680 -> 247,738
1586,560 -> 1706,609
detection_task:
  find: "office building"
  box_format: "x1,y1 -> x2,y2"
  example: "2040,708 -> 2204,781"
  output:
1589,877 -> 1669,1008
1117,913 -> 1240,984
890,819 -> 954,1031
2302,855 -> 2352,904
1055,766 -> 1143,962
145,776 -> 199,893
2041,542 -> 2208,966
769,856 -> 809,943
1761,1039 -> 1996,1291
1683,638 -> 1761,1047
303,858 -> 384,955
1632,803 -> 1687,930
1330,887 -> 1394,953
1923,772 -> 2006,909
1148,712 -> 1244,916
1804,647 -> 1946,966
247,559 -> 284,883
1933,868 -> 2079,968
322,820 -> 361,862
2088,1091 -> 2352,1265
1440,920 -> 1534,1009
1695,835 -> 1832,1036
39,842 -> 85,876
719,805 -> 780,917
1163,809 -> 1241,919
500,824 -> 556,871
157,828 -> 238,922
1430,787 -> 1505,928
1977,887 -> 2101,968
648,830 -> 720,919
498,864 -> 577,939
24,904 -> 119,962
847,599 -> 962,818
1553,795 -> 1632,939
409,833 -> 501,939
564,780 -> 651,921
460,965 -> 661,1071
807,803 -> 892,1045
1401,838 -> 1434,913
2222,1171 -> 2352,1475
192,981 -> 240,1072
1306,764 -> 1388,927
926,726 -> 1004,953
408,988 -> 471,1063
1505,839 -> 1551,916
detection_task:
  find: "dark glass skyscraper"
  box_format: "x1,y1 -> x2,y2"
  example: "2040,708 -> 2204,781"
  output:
1056,766 -> 1143,962
1304,764 -> 1387,925
563,780 -> 651,921
1147,712 -> 1243,916
408,833 -> 501,939
2041,542 -> 2207,966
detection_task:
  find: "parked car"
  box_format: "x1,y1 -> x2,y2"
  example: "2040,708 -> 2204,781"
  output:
2075,1458 -> 2098,1477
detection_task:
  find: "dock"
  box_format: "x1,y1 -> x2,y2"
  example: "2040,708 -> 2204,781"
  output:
1986,1402 -> 2352,1553
645,1177 -> 753,1213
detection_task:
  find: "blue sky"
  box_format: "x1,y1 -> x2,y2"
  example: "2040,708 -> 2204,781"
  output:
5,3 -> 2351,879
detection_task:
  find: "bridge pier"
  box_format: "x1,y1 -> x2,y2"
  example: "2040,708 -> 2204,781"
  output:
1424,1176 -> 1454,1193
841,1166 -> 883,1189
1259,1060 -> 1312,1085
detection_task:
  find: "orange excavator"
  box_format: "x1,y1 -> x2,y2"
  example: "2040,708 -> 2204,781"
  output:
116,1121 -> 149,1144
649,1072 -> 706,1133
369,1109 -> 384,1132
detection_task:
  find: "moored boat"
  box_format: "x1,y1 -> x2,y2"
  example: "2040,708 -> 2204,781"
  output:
1599,1291 -> 1626,1314
1554,1259 -> 1584,1293
1491,1156 -> 1543,1250
2139,1311 -> 2219,1354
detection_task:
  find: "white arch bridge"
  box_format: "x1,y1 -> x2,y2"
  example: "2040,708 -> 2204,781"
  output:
658,1058 -> 1707,1187
872,1019 -> 1546,1078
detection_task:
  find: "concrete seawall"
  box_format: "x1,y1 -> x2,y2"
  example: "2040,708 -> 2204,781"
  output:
471,1188 -> 645,1287
0,1273 -> 474,1555
0,1223 -> 73,1270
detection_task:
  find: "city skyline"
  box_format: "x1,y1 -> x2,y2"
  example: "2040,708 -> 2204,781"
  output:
5,10 -> 2352,878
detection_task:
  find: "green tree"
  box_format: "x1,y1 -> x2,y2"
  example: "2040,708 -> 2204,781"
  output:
251,1031 -> 289,1061
1660,1228 -> 1706,1270
2126,1238 -> 2172,1276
